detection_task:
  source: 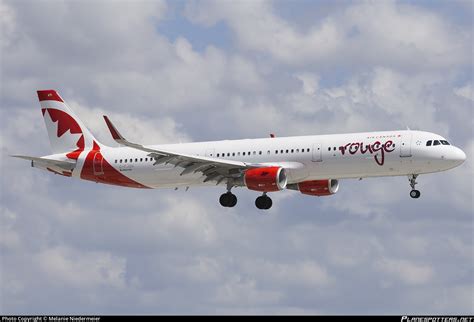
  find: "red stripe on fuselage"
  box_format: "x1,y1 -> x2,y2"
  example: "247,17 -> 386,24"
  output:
80,143 -> 150,189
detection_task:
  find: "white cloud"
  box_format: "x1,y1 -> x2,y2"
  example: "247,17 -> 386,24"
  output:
249,259 -> 333,288
70,101 -> 190,145
34,246 -> 126,289
454,83 -> 474,101
375,258 -> 435,285
185,1 -> 470,70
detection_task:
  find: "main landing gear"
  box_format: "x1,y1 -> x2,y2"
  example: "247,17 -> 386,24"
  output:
408,174 -> 421,199
219,191 -> 237,207
255,193 -> 272,210
219,191 -> 273,210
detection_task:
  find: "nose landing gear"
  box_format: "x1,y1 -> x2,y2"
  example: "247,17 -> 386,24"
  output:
408,174 -> 421,199
255,193 -> 272,210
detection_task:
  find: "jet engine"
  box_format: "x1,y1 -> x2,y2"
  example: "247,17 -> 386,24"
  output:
293,179 -> 339,196
244,167 -> 288,192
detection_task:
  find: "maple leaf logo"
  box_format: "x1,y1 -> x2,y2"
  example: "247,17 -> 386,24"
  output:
43,108 -> 84,153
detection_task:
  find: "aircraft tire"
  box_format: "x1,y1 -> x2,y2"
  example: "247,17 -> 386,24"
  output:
410,189 -> 421,199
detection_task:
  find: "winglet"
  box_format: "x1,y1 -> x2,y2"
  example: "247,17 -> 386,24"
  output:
103,115 -> 126,142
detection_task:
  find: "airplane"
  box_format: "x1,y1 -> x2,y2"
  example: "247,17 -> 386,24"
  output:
12,90 -> 466,210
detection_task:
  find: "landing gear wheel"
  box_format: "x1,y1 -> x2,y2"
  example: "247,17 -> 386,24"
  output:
219,192 -> 237,207
408,174 -> 421,199
255,194 -> 272,210
410,190 -> 421,199
228,193 -> 237,207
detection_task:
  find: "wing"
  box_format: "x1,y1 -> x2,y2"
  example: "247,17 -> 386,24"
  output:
11,155 -> 76,171
103,116 -> 260,185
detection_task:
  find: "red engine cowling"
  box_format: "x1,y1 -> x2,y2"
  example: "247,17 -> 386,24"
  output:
297,179 -> 339,196
244,167 -> 287,192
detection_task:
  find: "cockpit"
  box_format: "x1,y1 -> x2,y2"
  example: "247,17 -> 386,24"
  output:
426,140 -> 450,146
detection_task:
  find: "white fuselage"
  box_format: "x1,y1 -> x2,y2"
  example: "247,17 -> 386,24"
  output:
75,130 -> 465,189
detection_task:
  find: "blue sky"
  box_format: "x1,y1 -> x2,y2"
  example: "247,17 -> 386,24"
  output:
1,0 -> 473,314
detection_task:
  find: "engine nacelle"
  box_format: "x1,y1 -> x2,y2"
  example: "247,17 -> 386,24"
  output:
244,167 -> 288,192
297,179 -> 339,196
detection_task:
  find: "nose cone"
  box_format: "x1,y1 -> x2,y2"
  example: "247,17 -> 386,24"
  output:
451,147 -> 467,165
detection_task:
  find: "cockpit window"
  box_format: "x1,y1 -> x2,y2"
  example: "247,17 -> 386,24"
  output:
426,140 -> 432,146
440,140 -> 450,145
433,140 -> 440,146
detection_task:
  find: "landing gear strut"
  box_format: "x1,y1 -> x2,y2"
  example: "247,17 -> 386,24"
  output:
255,193 -> 272,210
408,174 -> 421,199
219,192 -> 237,207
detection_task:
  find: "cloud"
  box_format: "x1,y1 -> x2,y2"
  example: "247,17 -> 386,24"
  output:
454,83 -> 473,101
375,258 -> 435,285
34,246 -> 126,289
185,0 -> 471,70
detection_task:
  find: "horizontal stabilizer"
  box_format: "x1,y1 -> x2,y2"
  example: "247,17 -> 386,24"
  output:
11,155 -> 75,171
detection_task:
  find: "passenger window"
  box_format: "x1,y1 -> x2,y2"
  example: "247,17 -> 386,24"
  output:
280,150 -> 283,154
333,147 -> 336,151
232,152 -> 235,156
120,159 -> 122,163
243,152 -> 246,156
286,149 -> 289,153
135,158 -> 138,162
328,147 -> 331,151
296,149 -> 299,152
115,160 -> 117,163
140,158 -> 143,162
267,150 -> 270,154
259,151 -> 262,155
426,140 -> 432,146
227,153 -> 230,157
275,150 -> 278,154
253,151 -> 256,155
238,152 -> 241,156
124,159 -> 127,163
291,149 -> 294,153
130,159 -> 132,163
307,148 -> 310,152
434,140 -> 440,146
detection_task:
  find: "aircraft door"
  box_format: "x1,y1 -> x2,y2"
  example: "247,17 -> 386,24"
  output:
400,133 -> 412,157
312,143 -> 322,162
93,152 -> 104,175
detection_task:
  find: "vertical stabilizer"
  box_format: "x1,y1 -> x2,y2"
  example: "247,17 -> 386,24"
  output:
37,90 -> 98,154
